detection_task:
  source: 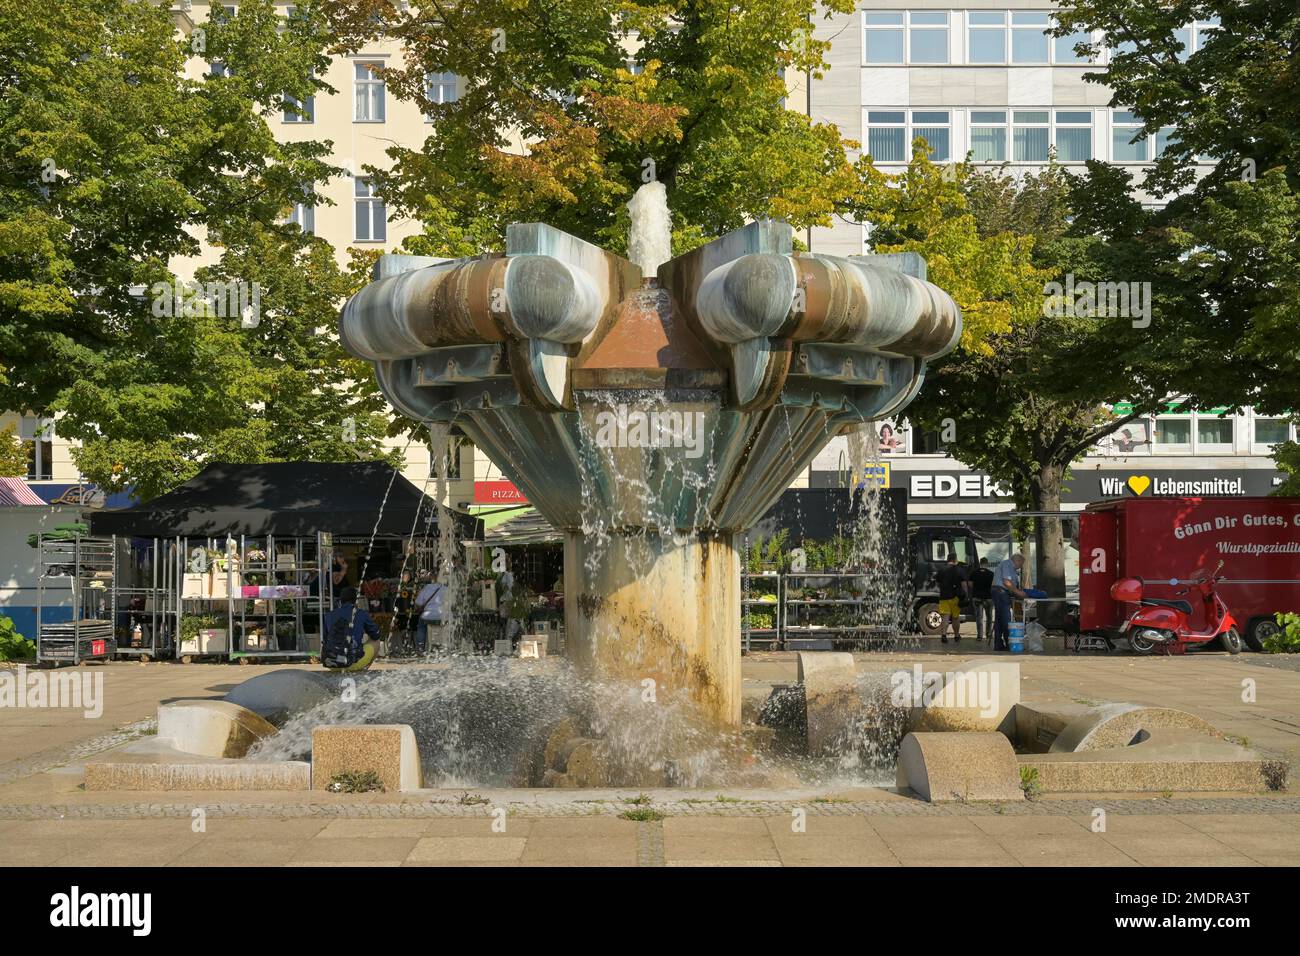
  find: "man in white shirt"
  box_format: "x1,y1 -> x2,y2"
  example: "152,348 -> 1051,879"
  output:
414,575 -> 446,653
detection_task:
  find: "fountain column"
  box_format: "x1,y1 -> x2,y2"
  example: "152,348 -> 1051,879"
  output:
565,532 -> 741,725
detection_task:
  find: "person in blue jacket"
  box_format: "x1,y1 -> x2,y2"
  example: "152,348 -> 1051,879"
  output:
321,587 -> 380,671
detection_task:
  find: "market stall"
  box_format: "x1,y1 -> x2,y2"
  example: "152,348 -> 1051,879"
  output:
89,462 -> 482,662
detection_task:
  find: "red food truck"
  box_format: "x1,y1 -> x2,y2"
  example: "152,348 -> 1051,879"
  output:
1079,496 -> 1300,651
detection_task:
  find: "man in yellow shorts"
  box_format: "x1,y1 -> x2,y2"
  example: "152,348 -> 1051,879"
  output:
321,586 -> 380,671
935,553 -> 967,645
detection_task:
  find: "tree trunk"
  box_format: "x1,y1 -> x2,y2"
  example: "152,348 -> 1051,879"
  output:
1032,463 -> 1067,628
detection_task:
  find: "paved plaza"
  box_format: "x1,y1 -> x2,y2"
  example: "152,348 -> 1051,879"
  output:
2,644 -> 1299,867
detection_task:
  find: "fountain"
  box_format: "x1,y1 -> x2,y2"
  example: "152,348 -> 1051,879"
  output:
339,185 -> 961,727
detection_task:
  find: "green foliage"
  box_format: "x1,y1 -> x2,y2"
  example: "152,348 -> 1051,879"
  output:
744,529 -> 790,573
1265,613 -> 1300,654
179,614 -> 221,645
1019,765 -> 1043,800
803,536 -> 853,572
0,0 -> 393,500
0,422 -> 27,477
327,770 -> 385,793
0,616 -> 35,661
320,0 -> 860,255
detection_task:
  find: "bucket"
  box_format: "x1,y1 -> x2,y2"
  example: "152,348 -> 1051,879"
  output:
1008,622 -> 1025,654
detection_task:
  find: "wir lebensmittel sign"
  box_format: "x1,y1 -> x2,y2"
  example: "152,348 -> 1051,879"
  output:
809,468 -> 1282,502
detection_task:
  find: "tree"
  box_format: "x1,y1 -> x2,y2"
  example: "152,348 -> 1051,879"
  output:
1056,0 -> 1300,482
0,0 -> 393,499
861,156 -> 1187,605
320,0 -> 860,257
0,423 -> 26,477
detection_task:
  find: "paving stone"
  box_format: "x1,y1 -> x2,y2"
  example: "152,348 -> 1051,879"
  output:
407,837 -> 527,862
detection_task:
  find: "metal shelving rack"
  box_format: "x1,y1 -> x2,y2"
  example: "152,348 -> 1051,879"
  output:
114,536 -> 181,661
740,571 -> 782,652
35,535 -> 117,666
177,533 -> 328,663
780,572 -> 901,649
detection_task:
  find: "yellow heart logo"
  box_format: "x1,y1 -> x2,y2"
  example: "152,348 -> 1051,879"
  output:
1127,475 -> 1150,496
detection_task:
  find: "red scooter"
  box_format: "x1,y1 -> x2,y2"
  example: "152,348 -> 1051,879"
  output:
1109,560 -> 1243,655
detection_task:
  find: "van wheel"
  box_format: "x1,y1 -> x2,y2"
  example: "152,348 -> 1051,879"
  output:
1221,627 -> 1243,655
1245,617 -> 1278,653
918,603 -> 943,635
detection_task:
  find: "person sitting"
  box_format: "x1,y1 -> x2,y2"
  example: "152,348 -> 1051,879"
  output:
321,586 -> 380,671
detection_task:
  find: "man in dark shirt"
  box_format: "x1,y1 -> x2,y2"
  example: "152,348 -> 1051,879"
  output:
936,554 -> 966,644
969,557 -> 995,642
321,587 -> 380,671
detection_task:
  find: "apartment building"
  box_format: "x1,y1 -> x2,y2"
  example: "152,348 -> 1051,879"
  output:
792,3 -> 1286,568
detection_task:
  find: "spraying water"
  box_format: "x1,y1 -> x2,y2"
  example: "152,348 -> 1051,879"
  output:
626,181 -> 672,277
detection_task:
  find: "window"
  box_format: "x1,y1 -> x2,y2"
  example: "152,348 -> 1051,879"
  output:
354,177 -> 386,242
1053,20 -> 1093,64
1013,110 -> 1050,162
864,12 -> 905,64
912,111 -> 951,162
913,428 -> 948,455
970,111 -> 1007,162
425,71 -> 458,106
1112,110 -> 1148,162
1253,417 -> 1291,452
354,61 -> 385,122
283,82 -> 314,123
1011,11 -> 1050,63
1154,126 -> 1178,158
866,110 -> 907,162
1054,111 -> 1092,162
909,11 -> 949,64
20,415 -> 53,481
968,11 -> 1006,64
1193,18 -> 1220,53
1196,415 -> 1234,450
1153,415 -> 1192,452
288,201 -> 314,234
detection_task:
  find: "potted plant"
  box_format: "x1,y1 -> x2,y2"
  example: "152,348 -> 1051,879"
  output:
180,613 -> 227,654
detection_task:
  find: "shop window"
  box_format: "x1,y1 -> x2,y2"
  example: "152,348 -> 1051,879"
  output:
913,428 -> 948,456
1011,11 -> 1050,63
970,111 -> 1007,162
1253,417 -> 1291,452
354,61 -> 385,122
1153,415 -> 1191,452
1196,416 -> 1234,451
864,12 -> 905,64
968,11 -> 1007,64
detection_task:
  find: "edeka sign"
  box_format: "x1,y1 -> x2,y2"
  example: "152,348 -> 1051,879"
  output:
809,468 -> 1284,503
473,480 -> 527,504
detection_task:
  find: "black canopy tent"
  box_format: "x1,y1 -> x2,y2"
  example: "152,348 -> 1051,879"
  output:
89,462 -> 483,541
85,462 -> 483,663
